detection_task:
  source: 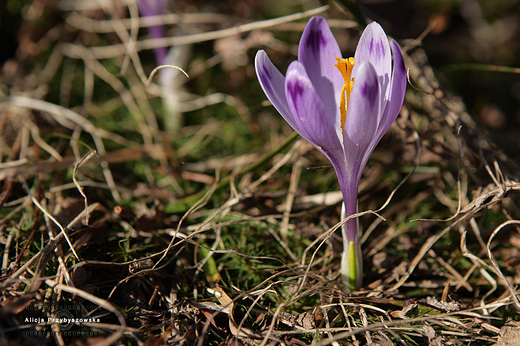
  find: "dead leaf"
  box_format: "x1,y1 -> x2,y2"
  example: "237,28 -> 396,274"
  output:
495,320 -> 520,346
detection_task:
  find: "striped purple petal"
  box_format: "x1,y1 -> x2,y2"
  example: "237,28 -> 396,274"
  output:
343,61 -> 381,181
353,22 -> 392,111
255,50 -> 297,131
285,61 -> 344,164
298,16 -> 344,140
377,40 -> 407,141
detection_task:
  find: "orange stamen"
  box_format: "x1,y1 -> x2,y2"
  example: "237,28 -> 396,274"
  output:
334,57 -> 355,134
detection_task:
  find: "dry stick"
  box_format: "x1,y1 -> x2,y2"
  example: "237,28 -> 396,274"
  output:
265,224 -> 298,263
429,249 -> 473,292
413,125 -> 465,223
0,177 -> 14,211
359,307 -> 372,344
280,157 -> 302,242
390,181 -> 520,293
64,45 -> 154,151
297,210 -> 386,295
73,151 -> 97,225
310,303 -> 503,346
486,220 -> 520,311
202,283 -> 282,343
258,287 -> 312,346
104,0 -> 141,78
105,171 -> 222,301
366,103 -> 422,221
401,21 -> 437,53
66,12 -> 236,33
146,65 -> 189,85
105,0 -> 170,146
460,222 -> 498,314
234,293 -> 273,342
166,131 -> 299,213
204,269 -> 326,344
101,1 -> 167,168
1,96 -> 127,201
246,139 -> 302,192
21,178 -> 80,261
65,5 -> 330,59
201,289 -> 264,346
389,212 -> 472,293
0,145 -> 164,182
25,121 -> 63,161
70,125 -> 83,164
191,172 -> 254,279
192,170 -> 241,280
2,227 -> 15,275
0,203 -> 99,292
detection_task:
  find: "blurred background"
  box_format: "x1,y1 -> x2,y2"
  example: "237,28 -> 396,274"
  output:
2,0 -> 519,155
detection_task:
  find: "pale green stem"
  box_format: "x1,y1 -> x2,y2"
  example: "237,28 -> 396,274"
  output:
340,201 -> 363,292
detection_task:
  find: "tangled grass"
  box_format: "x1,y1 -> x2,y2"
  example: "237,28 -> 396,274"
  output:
0,1 -> 519,345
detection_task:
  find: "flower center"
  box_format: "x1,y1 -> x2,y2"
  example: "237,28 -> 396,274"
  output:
334,57 -> 355,134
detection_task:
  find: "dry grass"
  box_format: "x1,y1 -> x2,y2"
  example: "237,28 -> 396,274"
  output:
1,0 -> 519,345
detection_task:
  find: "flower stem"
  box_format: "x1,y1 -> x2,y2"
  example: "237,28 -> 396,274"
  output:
340,200 -> 363,292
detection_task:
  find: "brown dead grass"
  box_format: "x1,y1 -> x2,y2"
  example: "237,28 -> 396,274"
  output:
0,1 -> 519,345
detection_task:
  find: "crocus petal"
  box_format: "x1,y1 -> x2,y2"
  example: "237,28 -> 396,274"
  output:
137,0 -> 169,65
353,22 -> 391,103
255,50 -> 297,131
298,16 -> 344,140
343,61 -> 381,181
377,40 -> 407,141
137,0 -> 168,16
285,61 -> 344,164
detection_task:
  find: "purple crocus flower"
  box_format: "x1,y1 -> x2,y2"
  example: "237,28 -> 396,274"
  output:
137,0 -> 169,66
137,0 -> 191,133
255,16 -> 406,292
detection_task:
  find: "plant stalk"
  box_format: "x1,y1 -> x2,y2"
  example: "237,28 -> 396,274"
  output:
340,201 -> 363,292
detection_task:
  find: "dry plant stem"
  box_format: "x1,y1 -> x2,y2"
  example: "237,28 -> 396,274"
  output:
310,303 -> 501,346
245,139 -> 302,192
165,131 -> 299,213
298,210 -> 385,295
392,178 -> 520,292
146,65 -> 189,85
22,179 -> 80,260
109,0 -> 141,78
280,156 -> 302,242
1,96 -> 124,201
265,224 -> 297,262
179,92 -> 248,113
66,12 -> 234,32
486,220 -> 520,311
0,203 -> 98,291
2,227 -> 15,275
73,151 -> 97,225
45,279 -> 127,346
63,45 -> 154,148
25,121 -> 63,161
106,172 -> 222,301
65,6 -> 330,59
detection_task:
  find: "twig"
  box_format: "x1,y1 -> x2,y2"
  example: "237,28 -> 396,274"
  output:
62,6 -> 330,59
73,150 -> 97,225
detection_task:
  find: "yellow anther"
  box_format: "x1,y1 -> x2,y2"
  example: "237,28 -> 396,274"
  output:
334,57 -> 355,134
